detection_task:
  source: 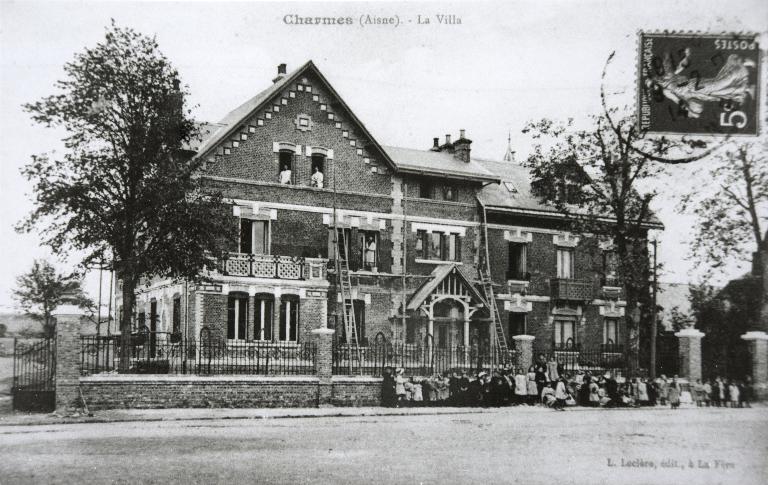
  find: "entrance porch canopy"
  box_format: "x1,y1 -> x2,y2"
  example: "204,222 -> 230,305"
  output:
407,264 -> 488,347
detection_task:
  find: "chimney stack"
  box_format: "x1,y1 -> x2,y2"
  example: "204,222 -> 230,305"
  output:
453,129 -> 472,163
273,63 -> 287,83
445,134 -> 452,145
431,137 -> 440,151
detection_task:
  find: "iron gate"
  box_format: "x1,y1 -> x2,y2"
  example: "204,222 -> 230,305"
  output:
12,338 -> 56,412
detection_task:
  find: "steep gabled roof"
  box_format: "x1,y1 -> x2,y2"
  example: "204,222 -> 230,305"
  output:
196,60 -> 397,171
407,264 -> 488,312
383,146 -> 500,184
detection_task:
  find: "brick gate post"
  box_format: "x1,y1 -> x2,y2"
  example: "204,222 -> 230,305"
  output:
741,331 -> 768,401
674,327 -> 704,382
513,335 -> 535,372
312,328 -> 335,407
53,303 -> 84,412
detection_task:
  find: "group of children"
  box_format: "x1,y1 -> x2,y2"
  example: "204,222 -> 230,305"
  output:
381,363 -> 754,410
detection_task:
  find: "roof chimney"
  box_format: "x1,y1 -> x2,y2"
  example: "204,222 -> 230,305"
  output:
431,137 -> 440,151
272,63 -> 287,83
445,134 -> 451,145
453,129 -> 472,163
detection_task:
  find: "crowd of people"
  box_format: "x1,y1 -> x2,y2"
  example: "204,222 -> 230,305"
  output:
380,355 -> 754,410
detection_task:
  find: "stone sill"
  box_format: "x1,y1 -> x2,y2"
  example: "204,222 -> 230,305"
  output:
81,374 -> 320,383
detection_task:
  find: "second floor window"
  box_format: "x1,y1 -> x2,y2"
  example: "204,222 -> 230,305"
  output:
359,230 -> 378,271
329,228 -> 352,261
556,248 -> 574,279
442,185 -> 457,202
508,243 -> 527,280
278,150 -> 294,184
240,219 -> 269,255
416,231 -> 461,261
418,181 -> 434,199
310,153 -> 325,188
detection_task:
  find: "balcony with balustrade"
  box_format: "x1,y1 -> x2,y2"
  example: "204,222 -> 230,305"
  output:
214,252 -> 328,282
550,278 -> 594,301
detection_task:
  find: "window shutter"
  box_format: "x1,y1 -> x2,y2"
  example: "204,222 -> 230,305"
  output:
456,234 -> 462,261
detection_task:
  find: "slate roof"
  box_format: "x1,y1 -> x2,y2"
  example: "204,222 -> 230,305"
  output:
477,158 -> 664,228
382,146 -> 500,183
196,62 -> 310,157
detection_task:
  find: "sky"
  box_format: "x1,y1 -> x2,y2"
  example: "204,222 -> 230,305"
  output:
0,0 -> 766,312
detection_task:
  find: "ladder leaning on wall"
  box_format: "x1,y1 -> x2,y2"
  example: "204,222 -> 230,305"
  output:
478,201 -> 509,356
333,227 -> 363,374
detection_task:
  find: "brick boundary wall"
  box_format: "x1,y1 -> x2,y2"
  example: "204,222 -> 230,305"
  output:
79,375 -> 382,411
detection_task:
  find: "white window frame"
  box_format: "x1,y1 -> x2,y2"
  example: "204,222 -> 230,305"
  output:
557,248 -> 574,279
603,318 -> 619,346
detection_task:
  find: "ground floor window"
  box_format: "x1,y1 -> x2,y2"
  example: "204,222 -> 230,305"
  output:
279,295 -> 299,341
554,318 -> 577,349
342,299 -> 365,344
227,292 -> 248,340
603,318 -> 619,346
254,294 -> 273,341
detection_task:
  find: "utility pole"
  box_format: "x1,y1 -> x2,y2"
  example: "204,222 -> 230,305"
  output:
650,239 -> 658,379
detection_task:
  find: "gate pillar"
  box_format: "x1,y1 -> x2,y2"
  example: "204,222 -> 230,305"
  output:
741,331 -> 768,401
675,326 -> 704,382
312,328 -> 335,407
512,335 -> 535,372
54,303 -> 85,412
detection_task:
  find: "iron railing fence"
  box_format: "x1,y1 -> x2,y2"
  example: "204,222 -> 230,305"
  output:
13,338 -> 56,391
533,345 -> 632,378
332,342 -> 518,377
80,335 -> 317,376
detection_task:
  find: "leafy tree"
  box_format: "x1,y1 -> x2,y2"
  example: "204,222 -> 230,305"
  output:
523,115 -> 665,370
679,141 -> 767,277
12,260 -> 93,337
17,22 -> 235,367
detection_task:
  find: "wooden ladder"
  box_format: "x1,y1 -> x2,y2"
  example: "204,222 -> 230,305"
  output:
479,209 -> 509,354
334,228 -> 361,372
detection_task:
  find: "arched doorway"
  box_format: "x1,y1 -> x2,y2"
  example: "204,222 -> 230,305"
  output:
433,299 -> 464,350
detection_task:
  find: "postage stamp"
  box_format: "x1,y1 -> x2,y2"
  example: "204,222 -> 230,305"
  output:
638,32 -> 761,136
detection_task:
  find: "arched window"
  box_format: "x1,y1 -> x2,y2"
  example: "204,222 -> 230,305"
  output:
254,293 -> 274,341
227,292 -> 248,340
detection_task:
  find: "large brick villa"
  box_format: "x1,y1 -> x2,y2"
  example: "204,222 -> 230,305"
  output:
117,61 -> 662,359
